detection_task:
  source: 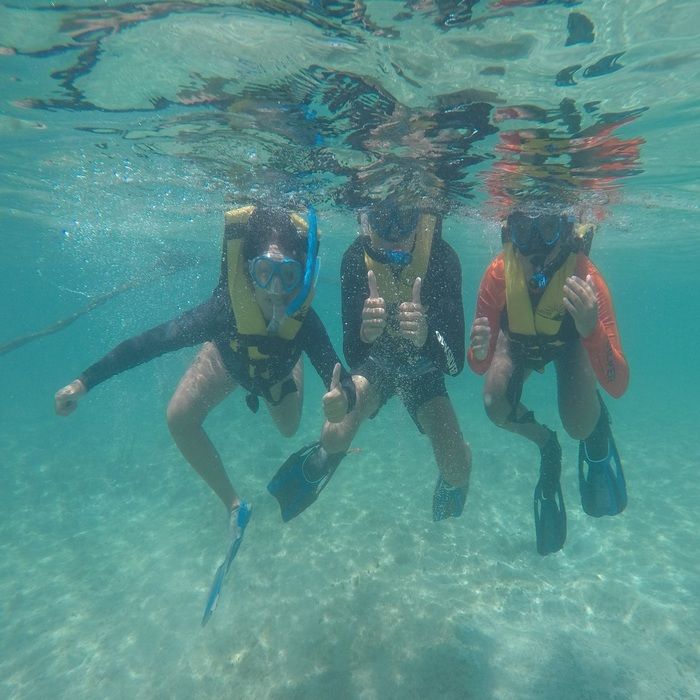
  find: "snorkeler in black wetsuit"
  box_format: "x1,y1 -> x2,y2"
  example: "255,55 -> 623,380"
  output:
268,195 -> 472,522
56,206 -> 355,505
55,206 -> 356,624
340,219 -> 465,405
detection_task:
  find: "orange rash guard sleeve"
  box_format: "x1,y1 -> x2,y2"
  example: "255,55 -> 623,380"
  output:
467,254 -> 506,375
577,257 -> 629,398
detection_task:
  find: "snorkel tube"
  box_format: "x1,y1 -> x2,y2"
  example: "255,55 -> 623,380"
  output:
285,204 -> 319,317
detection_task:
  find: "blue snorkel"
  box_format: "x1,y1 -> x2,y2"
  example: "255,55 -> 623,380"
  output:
285,205 -> 319,318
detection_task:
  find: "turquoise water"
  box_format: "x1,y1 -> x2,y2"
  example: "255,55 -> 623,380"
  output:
1,1 -> 699,698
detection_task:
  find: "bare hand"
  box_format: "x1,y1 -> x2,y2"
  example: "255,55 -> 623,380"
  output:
54,379 -> 86,416
563,274 -> 598,338
398,277 -> 427,348
323,363 -> 349,423
470,316 -> 491,361
361,270 -> 387,343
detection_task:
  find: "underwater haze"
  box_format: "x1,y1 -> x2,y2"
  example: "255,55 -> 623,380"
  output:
1,1 -> 699,698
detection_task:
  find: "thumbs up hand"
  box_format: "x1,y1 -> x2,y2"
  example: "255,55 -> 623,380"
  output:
398,277 -> 427,347
360,270 -> 387,344
323,363 -> 349,423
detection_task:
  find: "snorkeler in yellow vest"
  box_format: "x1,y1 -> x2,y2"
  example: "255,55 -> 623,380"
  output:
54,205 -> 356,624
467,209 -> 630,555
268,194 -> 472,523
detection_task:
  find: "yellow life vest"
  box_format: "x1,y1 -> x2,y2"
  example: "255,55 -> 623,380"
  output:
504,241 -> 577,338
503,223 -> 595,362
363,213 -> 436,315
223,206 -> 314,381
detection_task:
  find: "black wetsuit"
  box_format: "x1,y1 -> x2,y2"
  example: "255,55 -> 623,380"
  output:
339,236 -> 465,424
79,283 -> 355,409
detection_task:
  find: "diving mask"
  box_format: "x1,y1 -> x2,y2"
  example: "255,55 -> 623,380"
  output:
248,255 -> 303,294
507,212 -> 566,255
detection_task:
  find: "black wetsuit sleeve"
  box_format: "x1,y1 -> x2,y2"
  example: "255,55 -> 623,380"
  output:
340,239 -> 369,371
422,241 -> 465,376
79,292 -> 227,391
299,308 -> 356,411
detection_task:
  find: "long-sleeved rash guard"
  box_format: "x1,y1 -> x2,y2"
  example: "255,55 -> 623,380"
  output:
467,252 -> 629,398
341,237 -> 465,376
79,282 -> 355,406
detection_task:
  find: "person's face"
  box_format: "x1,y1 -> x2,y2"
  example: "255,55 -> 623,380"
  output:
367,204 -> 419,246
374,229 -> 417,253
515,239 -> 562,275
508,212 -> 565,267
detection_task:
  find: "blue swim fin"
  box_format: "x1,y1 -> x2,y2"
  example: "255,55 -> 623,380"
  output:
267,443 -> 345,522
578,436 -> 627,517
533,479 -> 567,555
201,501 -> 252,627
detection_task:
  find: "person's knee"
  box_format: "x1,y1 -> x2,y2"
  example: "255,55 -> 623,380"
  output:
166,397 -> 201,435
483,391 -> 511,427
277,419 -> 299,439
561,414 -> 596,441
562,423 -> 590,441
560,398 -> 601,441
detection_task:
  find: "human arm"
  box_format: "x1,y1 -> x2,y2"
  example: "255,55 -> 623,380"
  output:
420,241 -> 465,376
574,258 -> 629,398
361,269 -> 388,343
467,255 -> 506,374
397,277 -> 428,348
54,291 -> 227,414
299,308 -> 357,416
341,240 -> 373,369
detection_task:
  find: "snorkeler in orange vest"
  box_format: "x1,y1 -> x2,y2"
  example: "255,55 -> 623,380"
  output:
468,209 -> 629,555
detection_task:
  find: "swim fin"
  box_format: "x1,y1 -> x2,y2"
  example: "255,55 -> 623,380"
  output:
201,501 -> 252,627
578,436 -> 627,517
533,479 -> 567,555
533,430 -> 566,555
267,442 -> 345,522
432,475 -> 468,521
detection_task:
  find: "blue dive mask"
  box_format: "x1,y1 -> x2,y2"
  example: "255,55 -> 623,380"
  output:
248,255 -> 303,293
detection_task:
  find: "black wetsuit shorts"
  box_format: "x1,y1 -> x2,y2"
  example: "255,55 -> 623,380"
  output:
354,354 -> 447,432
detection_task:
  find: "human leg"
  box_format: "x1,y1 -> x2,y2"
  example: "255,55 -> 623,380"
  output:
264,358 -> 304,437
556,343 -> 627,516
320,374 -> 383,456
555,341 -> 601,444
166,342 -> 238,511
483,332 -> 552,447
267,374 -> 383,521
415,393 -> 472,522
416,395 -> 470,487
483,333 -> 565,552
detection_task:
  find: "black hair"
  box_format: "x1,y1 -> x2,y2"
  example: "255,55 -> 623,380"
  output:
242,207 -> 307,263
